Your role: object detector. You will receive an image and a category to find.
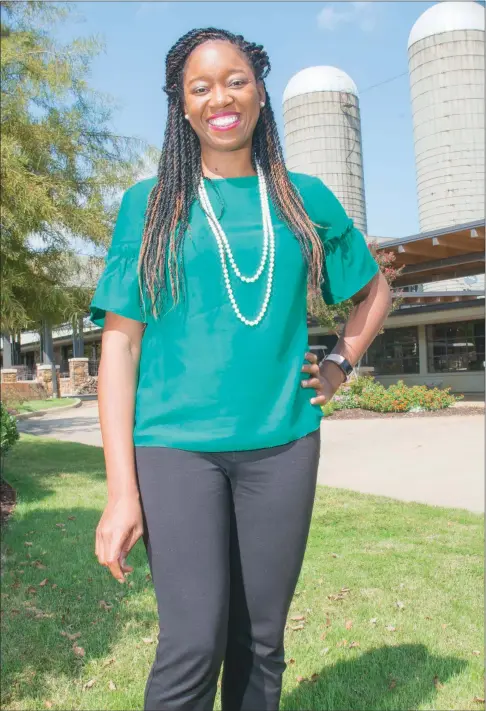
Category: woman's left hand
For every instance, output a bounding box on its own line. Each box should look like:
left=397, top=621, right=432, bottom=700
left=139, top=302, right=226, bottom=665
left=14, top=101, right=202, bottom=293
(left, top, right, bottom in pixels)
left=301, top=352, right=345, bottom=406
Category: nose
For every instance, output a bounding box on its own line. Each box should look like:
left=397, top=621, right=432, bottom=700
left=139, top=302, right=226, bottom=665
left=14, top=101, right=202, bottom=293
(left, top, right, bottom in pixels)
left=208, top=83, right=234, bottom=112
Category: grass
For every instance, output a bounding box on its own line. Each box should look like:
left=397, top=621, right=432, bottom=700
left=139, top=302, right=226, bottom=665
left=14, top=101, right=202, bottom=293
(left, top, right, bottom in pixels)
left=15, top=399, right=78, bottom=414
left=1, top=436, right=483, bottom=711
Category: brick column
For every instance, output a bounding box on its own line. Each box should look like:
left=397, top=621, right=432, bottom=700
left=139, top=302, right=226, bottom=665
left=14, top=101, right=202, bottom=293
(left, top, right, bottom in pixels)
left=69, top=358, right=89, bottom=391
left=36, top=364, right=60, bottom=397
left=1, top=369, right=17, bottom=384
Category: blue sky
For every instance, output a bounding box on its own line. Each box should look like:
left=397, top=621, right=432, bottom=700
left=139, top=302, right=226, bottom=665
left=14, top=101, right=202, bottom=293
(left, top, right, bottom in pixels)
left=63, top=1, right=443, bottom=238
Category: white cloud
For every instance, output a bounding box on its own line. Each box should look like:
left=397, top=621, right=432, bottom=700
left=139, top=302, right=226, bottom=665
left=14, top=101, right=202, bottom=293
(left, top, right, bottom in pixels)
left=317, top=2, right=377, bottom=32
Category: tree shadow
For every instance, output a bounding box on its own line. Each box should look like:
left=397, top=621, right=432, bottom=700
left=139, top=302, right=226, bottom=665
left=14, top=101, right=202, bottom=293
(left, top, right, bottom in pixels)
left=281, top=644, right=468, bottom=711
left=1, top=438, right=157, bottom=708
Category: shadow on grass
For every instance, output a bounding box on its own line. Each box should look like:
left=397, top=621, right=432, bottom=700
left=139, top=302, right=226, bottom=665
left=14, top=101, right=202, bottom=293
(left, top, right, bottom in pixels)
left=0, top=437, right=473, bottom=710
left=1, top=437, right=156, bottom=708
left=281, top=644, right=468, bottom=711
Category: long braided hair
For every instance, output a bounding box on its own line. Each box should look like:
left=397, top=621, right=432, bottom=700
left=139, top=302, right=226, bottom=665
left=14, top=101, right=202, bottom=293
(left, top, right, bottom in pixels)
left=140, top=27, right=325, bottom=319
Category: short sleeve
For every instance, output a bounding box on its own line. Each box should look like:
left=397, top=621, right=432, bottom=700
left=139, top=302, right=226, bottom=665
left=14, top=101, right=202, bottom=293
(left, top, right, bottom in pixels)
left=297, top=176, right=379, bottom=305
left=89, top=181, right=153, bottom=328
left=321, top=220, right=379, bottom=305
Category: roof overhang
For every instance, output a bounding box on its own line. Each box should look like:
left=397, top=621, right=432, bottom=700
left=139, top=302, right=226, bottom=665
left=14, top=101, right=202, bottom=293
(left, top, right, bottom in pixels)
left=373, top=220, right=485, bottom=288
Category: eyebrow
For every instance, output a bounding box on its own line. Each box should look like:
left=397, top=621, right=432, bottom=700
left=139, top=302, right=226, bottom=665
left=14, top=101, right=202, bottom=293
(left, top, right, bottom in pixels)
left=187, top=68, right=249, bottom=85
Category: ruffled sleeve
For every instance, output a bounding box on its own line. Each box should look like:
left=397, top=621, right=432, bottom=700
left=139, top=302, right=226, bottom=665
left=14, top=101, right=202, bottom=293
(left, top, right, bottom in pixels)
left=297, top=175, right=379, bottom=305
left=89, top=182, right=153, bottom=328
left=320, top=217, right=379, bottom=306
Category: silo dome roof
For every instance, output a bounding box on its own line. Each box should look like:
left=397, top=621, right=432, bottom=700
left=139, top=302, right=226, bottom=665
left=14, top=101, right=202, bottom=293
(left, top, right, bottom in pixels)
left=408, top=1, right=484, bottom=49
left=283, top=66, right=358, bottom=103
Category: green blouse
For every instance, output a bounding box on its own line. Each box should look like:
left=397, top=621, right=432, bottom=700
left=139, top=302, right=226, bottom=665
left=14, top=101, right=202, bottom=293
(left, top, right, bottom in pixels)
left=89, top=172, right=378, bottom=451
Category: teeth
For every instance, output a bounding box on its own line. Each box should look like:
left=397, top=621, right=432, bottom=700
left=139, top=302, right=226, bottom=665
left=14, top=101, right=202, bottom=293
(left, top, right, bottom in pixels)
left=209, top=115, right=239, bottom=127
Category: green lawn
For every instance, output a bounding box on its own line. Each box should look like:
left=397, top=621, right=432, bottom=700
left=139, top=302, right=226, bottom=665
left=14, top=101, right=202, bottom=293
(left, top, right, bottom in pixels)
left=1, top=436, right=483, bottom=711
left=15, top=398, right=78, bottom=414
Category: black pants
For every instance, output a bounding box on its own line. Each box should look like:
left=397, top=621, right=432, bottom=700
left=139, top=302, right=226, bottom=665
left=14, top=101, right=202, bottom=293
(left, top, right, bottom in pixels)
left=135, top=428, right=320, bottom=711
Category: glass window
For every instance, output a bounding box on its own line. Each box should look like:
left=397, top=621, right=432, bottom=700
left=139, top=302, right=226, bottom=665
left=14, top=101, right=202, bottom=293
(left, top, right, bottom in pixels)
left=363, top=327, right=419, bottom=375
left=427, top=320, right=485, bottom=373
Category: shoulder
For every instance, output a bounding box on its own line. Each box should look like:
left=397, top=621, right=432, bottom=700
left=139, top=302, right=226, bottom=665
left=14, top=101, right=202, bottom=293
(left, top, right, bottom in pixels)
left=287, top=171, right=348, bottom=232
left=111, top=176, right=158, bottom=251
left=120, top=176, right=158, bottom=212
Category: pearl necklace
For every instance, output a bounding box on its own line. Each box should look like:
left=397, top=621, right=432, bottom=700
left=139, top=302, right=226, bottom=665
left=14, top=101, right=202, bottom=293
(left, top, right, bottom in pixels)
left=198, top=163, right=275, bottom=327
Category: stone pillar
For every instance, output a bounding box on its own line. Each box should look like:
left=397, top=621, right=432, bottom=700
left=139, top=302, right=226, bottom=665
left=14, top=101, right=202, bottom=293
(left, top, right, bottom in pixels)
left=1, top=334, right=13, bottom=368
left=36, top=364, right=60, bottom=397
left=1, top=369, right=17, bottom=384
left=69, top=357, right=89, bottom=391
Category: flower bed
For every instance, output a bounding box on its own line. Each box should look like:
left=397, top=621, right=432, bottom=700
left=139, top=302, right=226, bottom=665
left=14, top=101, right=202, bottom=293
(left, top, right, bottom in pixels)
left=326, top=376, right=460, bottom=415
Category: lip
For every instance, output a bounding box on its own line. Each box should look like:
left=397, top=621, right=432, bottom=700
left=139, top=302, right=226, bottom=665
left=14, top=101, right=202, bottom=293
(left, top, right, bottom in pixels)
left=207, top=112, right=241, bottom=132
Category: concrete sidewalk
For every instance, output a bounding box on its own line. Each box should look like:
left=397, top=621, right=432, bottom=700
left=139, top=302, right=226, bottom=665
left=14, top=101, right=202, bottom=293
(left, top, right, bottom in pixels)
left=18, top=403, right=484, bottom=513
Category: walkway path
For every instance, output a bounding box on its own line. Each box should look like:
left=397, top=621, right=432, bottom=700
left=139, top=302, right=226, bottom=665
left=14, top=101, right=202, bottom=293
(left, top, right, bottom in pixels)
left=18, top=404, right=484, bottom=513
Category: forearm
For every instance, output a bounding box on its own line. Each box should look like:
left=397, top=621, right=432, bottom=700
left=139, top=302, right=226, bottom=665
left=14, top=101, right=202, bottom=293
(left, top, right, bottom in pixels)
left=98, top=332, right=141, bottom=502
left=318, top=273, right=392, bottom=389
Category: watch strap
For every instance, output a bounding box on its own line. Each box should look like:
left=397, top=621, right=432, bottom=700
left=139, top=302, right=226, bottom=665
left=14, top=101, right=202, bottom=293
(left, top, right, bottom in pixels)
left=323, top=354, right=354, bottom=380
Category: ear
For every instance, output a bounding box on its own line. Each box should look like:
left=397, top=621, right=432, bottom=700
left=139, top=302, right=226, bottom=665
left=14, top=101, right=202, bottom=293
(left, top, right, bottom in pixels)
left=257, top=82, right=266, bottom=107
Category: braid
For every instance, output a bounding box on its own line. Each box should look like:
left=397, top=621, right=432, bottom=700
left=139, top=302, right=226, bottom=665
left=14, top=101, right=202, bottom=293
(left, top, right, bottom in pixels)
left=140, top=27, right=325, bottom=319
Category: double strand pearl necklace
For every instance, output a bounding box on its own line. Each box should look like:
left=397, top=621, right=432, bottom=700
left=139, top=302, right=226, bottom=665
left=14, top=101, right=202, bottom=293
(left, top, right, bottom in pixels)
left=197, top=162, right=275, bottom=327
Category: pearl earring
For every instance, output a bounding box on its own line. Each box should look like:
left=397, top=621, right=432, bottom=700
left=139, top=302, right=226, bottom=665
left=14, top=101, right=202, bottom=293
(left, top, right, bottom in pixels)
left=260, top=102, right=265, bottom=108
left=184, top=113, right=189, bottom=119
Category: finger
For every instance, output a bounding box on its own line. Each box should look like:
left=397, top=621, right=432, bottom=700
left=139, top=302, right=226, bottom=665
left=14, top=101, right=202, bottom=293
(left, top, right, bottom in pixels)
left=306, top=378, right=322, bottom=390
left=301, top=363, right=320, bottom=375
left=107, top=556, right=126, bottom=584
left=310, top=395, right=327, bottom=405
left=304, top=351, right=318, bottom=364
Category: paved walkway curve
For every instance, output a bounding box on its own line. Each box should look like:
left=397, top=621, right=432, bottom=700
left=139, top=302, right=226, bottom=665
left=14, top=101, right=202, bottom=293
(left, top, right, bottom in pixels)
left=18, top=403, right=484, bottom=513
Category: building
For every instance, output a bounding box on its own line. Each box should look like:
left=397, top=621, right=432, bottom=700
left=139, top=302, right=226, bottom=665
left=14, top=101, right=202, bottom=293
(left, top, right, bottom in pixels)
left=309, top=220, right=485, bottom=394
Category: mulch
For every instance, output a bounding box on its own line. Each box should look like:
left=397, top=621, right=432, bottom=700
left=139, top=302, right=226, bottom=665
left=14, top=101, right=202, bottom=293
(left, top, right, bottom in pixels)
left=0, top=478, right=17, bottom=527
left=328, top=406, right=484, bottom=420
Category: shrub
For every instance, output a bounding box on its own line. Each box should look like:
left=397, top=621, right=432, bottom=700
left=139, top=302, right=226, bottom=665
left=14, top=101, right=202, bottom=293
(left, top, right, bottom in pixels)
left=357, top=379, right=458, bottom=413
left=327, top=376, right=459, bottom=414
left=1, top=401, right=19, bottom=466
left=321, top=401, right=336, bottom=417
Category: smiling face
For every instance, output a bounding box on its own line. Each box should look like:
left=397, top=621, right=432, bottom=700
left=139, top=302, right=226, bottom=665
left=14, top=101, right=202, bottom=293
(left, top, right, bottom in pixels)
left=182, top=40, right=265, bottom=153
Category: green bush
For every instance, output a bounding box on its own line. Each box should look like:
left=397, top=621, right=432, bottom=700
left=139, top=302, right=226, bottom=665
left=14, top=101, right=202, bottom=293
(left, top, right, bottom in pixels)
left=357, top=378, right=457, bottom=412
left=328, top=376, right=459, bottom=414
left=1, top=401, right=20, bottom=464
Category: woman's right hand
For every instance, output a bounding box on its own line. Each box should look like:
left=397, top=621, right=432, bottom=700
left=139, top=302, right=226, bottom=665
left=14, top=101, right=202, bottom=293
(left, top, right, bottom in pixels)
left=95, top=495, right=144, bottom=583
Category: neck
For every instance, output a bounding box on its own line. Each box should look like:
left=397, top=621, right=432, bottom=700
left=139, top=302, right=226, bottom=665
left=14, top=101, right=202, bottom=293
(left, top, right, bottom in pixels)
left=200, top=145, right=256, bottom=180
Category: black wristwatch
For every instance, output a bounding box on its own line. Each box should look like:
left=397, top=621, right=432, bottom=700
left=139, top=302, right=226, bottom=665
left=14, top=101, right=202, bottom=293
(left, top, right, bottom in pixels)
left=322, top=354, right=354, bottom=381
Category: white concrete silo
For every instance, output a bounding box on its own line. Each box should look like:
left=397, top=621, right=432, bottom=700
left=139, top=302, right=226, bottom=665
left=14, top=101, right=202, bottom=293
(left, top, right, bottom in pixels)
left=283, top=66, right=367, bottom=233
left=408, top=1, right=485, bottom=232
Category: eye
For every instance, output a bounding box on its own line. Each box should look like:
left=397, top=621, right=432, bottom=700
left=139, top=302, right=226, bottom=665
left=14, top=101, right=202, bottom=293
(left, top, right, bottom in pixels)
left=193, top=87, right=208, bottom=95
left=230, top=79, right=246, bottom=88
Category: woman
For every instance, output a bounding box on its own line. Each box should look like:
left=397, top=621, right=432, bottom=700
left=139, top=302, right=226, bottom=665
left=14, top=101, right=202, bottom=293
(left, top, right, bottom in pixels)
left=92, top=27, right=391, bottom=711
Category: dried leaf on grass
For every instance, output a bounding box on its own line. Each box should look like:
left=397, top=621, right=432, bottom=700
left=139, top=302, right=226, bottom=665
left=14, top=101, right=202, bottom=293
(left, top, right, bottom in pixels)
left=345, top=620, right=353, bottom=630
left=61, top=631, right=81, bottom=641
left=142, top=637, right=155, bottom=644
left=73, top=644, right=85, bottom=657
left=83, top=679, right=96, bottom=690
left=39, top=579, right=48, bottom=587
left=108, top=680, right=116, bottom=691
left=99, top=600, right=113, bottom=611
left=473, top=697, right=485, bottom=704
left=433, top=676, right=444, bottom=690
left=102, top=657, right=116, bottom=667
left=291, top=624, right=305, bottom=631
left=349, top=641, right=360, bottom=648
left=385, top=625, right=396, bottom=632
left=290, top=615, right=305, bottom=621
